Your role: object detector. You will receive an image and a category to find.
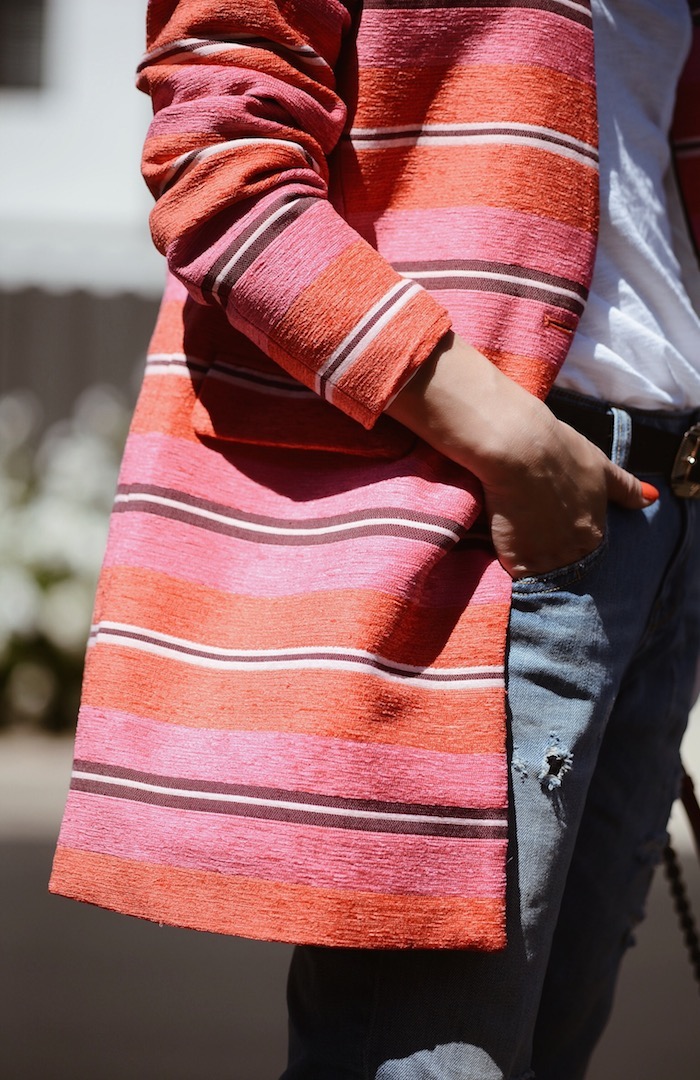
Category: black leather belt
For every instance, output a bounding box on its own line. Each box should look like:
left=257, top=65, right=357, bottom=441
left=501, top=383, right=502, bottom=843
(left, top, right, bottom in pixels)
left=547, top=394, right=700, bottom=498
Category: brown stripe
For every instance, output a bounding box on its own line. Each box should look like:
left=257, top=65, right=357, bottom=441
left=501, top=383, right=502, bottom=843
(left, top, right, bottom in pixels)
left=116, top=484, right=466, bottom=534
left=203, top=191, right=295, bottom=293
left=222, top=37, right=326, bottom=70
left=208, top=362, right=316, bottom=394
left=361, top=0, right=592, bottom=28
left=403, top=276, right=585, bottom=315
left=675, top=139, right=700, bottom=155
left=137, top=36, right=321, bottom=75
left=73, top=759, right=506, bottom=821
left=112, top=500, right=463, bottom=548
left=392, top=259, right=589, bottom=298
left=92, top=628, right=498, bottom=683
left=136, top=39, right=202, bottom=74
left=201, top=194, right=314, bottom=302
left=319, top=279, right=416, bottom=396
left=161, top=148, right=204, bottom=194
left=351, top=128, right=597, bottom=161
left=74, top=761, right=507, bottom=820
left=71, top=779, right=508, bottom=839
left=214, top=196, right=316, bottom=306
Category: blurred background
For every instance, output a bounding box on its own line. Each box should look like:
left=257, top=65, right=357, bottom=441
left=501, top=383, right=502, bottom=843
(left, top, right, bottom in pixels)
left=0, top=1, right=698, bottom=1077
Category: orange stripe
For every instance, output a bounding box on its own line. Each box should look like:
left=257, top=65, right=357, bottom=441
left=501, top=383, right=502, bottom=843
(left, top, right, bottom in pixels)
left=130, top=349, right=557, bottom=445
left=331, top=289, right=452, bottom=416
left=268, top=240, right=402, bottom=369
left=97, top=566, right=508, bottom=664
left=50, top=847, right=505, bottom=949
left=83, top=649, right=506, bottom=754
left=355, top=64, right=597, bottom=144
left=483, top=348, right=561, bottom=399
left=146, top=298, right=188, bottom=356
left=130, top=375, right=201, bottom=441
left=341, top=144, right=598, bottom=226
left=150, top=143, right=314, bottom=250
left=145, top=0, right=345, bottom=79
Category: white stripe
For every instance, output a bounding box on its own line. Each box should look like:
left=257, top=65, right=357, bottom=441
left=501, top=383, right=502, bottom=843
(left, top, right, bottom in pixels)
left=552, top=0, right=592, bottom=17
left=325, top=282, right=422, bottom=396
left=90, top=622, right=504, bottom=689
left=351, top=121, right=596, bottom=156
left=223, top=38, right=326, bottom=67
left=212, top=196, right=308, bottom=297
left=162, top=138, right=320, bottom=194
left=350, top=120, right=597, bottom=158
left=143, top=353, right=311, bottom=392
left=400, top=269, right=582, bottom=304
left=160, top=140, right=239, bottom=188
left=316, top=279, right=410, bottom=381
left=350, top=131, right=597, bottom=169
left=113, top=491, right=463, bottom=542
left=315, top=281, right=422, bottom=396
left=95, top=622, right=501, bottom=672
left=72, top=771, right=504, bottom=829
left=140, top=36, right=327, bottom=68
left=206, top=366, right=317, bottom=397
left=139, top=37, right=234, bottom=64
left=145, top=352, right=204, bottom=376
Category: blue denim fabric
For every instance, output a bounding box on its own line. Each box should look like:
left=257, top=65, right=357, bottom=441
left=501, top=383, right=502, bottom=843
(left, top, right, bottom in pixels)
left=283, top=395, right=700, bottom=1080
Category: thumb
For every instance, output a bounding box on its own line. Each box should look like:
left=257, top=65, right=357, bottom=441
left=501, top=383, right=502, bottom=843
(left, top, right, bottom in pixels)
left=605, top=460, right=658, bottom=509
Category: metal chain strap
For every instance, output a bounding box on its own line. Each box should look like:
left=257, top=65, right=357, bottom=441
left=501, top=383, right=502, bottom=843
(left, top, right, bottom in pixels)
left=663, top=843, right=700, bottom=992
left=663, top=766, right=700, bottom=994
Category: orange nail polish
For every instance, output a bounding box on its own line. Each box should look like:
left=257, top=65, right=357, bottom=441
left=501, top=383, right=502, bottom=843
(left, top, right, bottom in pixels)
left=640, top=482, right=660, bottom=503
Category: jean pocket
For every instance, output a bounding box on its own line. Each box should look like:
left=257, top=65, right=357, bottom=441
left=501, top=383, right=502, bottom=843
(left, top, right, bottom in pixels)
left=510, top=534, right=609, bottom=595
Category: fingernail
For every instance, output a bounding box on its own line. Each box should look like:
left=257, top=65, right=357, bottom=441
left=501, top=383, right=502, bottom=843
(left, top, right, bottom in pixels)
left=640, top=482, right=660, bottom=504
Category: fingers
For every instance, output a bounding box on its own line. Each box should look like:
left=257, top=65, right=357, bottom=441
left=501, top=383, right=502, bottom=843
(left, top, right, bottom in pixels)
left=640, top=481, right=660, bottom=504
left=603, top=458, right=659, bottom=509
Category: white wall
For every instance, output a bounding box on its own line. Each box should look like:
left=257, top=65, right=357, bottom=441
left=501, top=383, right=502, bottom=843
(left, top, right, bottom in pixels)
left=0, top=0, right=164, bottom=293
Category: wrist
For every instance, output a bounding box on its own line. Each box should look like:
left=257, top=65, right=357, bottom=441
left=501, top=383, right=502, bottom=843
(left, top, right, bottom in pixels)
left=386, top=331, right=543, bottom=480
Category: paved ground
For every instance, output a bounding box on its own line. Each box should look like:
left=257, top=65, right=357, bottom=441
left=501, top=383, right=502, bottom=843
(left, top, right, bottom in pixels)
left=2, top=730, right=699, bottom=1079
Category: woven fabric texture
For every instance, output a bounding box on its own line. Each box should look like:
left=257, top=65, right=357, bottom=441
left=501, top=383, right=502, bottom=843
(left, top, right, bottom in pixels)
left=50, top=0, right=700, bottom=949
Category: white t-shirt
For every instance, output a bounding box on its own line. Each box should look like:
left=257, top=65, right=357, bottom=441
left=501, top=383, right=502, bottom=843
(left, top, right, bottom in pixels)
left=555, top=0, right=700, bottom=410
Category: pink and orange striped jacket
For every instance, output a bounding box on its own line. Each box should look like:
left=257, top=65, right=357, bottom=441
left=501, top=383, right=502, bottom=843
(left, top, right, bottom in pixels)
left=50, top=1, right=700, bottom=949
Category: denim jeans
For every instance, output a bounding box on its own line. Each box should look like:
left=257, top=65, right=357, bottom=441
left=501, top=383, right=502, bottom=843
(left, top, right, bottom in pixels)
left=283, top=395, right=700, bottom=1080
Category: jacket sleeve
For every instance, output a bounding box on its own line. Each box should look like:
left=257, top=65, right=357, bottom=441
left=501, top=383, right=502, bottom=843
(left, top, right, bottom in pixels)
left=137, top=0, right=452, bottom=429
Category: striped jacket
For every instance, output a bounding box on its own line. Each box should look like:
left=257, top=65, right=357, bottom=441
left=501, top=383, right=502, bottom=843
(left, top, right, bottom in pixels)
left=50, top=0, right=700, bottom=949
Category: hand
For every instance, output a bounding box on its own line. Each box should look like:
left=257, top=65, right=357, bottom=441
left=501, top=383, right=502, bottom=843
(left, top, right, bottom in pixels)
left=386, top=333, right=653, bottom=578
left=476, top=401, right=643, bottom=578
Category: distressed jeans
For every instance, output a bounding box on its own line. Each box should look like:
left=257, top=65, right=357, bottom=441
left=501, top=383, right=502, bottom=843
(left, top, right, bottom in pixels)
left=282, top=395, right=700, bottom=1080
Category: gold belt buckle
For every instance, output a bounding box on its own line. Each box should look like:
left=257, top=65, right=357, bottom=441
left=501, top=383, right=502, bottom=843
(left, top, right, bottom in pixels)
left=671, top=423, right=700, bottom=498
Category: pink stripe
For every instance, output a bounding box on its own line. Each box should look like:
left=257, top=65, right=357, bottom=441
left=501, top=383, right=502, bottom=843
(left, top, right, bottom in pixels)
left=351, top=206, right=597, bottom=283
left=163, top=272, right=188, bottom=302
left=59, top=791, right=506, bottom=897
left=74, top=708, right=508, bottom=808
left=358, top=9, right=595, bottom=84
left=173, top=199, right=356, bottom=328
left=439, top=291, right=575, bottom=363
left=149, top=67, right=347, bottom=148
left=102, top=510, right=507, bottom=603
left=119, top=433, right=480, bottom=523
left=226, top=201, right=360, bottom=328
left=170, top=183, right=320, bottom=299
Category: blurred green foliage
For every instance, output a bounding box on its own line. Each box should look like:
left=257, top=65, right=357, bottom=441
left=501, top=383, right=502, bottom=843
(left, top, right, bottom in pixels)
left=0, top=387, right=129, bottom=731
